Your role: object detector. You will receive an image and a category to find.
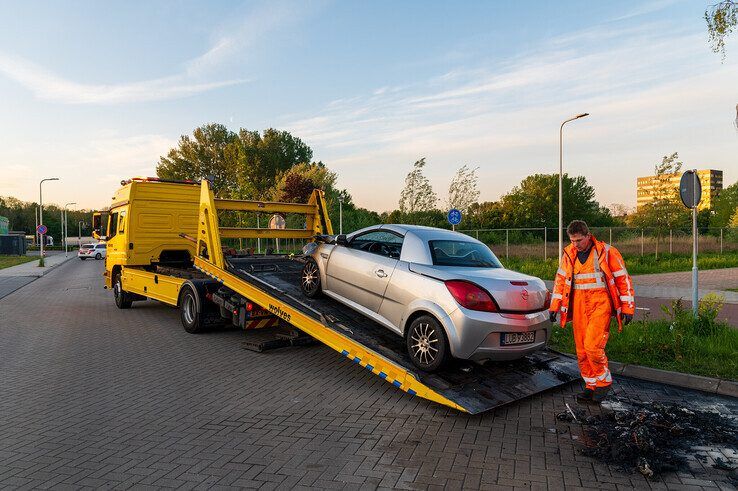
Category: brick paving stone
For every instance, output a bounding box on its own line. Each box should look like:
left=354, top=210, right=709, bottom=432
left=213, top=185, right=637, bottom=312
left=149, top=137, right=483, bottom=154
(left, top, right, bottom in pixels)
left=0, top=259, right=736, bottom=490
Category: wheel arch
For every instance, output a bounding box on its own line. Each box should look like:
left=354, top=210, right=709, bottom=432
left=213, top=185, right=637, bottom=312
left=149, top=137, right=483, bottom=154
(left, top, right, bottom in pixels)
left=401, top=302, right=459, bottom=357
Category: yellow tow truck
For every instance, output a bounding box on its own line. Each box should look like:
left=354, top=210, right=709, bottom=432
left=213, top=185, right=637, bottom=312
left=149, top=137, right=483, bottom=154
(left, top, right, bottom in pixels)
left=95, top=177, right=579, bottom=414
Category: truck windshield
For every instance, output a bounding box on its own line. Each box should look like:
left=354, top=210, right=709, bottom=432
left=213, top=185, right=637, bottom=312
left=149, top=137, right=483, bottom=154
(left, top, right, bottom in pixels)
left=429, top=240, right=502, bottom=268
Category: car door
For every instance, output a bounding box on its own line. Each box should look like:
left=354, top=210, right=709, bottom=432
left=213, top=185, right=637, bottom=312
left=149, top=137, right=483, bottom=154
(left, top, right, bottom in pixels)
left=325, top=230, right=403, bottom=312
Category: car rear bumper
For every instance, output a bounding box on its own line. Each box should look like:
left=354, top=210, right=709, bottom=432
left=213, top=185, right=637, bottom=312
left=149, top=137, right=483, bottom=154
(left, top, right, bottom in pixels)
left=445, top=307, right=551, bottom=361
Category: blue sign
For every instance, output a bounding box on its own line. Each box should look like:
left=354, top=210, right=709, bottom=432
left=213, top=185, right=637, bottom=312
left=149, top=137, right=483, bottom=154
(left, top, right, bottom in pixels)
left=36, top=224, right=48, bottom=235
left=447, top=208, right=462, bottom=226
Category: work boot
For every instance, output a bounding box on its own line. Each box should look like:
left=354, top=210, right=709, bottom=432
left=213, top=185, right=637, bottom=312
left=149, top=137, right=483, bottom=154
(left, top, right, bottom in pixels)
left=592, top=386, right=611, bottom=403
left=576, top=388, right=594, bottom=403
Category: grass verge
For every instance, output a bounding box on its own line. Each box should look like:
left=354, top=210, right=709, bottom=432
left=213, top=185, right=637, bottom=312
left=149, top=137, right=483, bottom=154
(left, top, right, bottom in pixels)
left=548, top=297, right=738, bottom=381
left=504, top=250, right=738, bottom=281
left=0, top=255, right=37, bottom=270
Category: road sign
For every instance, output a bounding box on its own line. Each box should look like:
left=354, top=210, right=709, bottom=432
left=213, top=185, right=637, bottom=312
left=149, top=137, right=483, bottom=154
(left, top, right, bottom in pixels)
left=36, top=224, right=47, bottom=235
left=679, top=170, right=702, bottom=208
left=269, top=214, right=286, bottom=229
left=447, top=209, right=462, bottom=226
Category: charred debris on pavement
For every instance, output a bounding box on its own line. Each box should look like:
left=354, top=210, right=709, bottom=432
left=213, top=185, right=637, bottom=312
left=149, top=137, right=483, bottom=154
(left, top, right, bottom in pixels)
left=556, top=397, right=738, bottom=481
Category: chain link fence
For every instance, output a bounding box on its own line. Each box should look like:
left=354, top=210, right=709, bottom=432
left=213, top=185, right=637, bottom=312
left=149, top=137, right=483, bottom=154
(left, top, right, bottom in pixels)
left=456, top=227, right=738, bottom=260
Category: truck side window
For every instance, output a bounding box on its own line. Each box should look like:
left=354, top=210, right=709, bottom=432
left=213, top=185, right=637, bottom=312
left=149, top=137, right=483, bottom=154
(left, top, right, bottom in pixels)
left=118, top=211, right=126, bottom=233
left=108, top=212, right=119, bottom=239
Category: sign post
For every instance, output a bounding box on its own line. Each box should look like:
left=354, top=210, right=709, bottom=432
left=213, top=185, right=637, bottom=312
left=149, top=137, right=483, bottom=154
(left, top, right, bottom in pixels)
left=679, top=170, right=702, bottom=317
left=447, top=209, right=462, bottom=231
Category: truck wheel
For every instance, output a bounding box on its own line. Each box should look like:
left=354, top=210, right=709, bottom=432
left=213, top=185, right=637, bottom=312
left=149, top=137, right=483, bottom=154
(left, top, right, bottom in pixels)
left=301, top=258, right=322, bottom=298
left=180, top=287, right=204, bottom=333
left=95, top=253, right=102, bottom=260
left=113, top=272, right=133, bottom=309
left=406, top=315, right=449, bottom=372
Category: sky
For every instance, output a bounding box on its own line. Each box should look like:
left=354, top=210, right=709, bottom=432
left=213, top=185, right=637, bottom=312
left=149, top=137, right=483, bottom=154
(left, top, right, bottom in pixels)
left=1, top=0, right=736, bottom=213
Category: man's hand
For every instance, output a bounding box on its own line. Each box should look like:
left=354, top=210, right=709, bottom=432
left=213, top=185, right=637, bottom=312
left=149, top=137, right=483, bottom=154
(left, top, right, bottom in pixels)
left=623, top=314, right=633, bottom=326
left=549, top=311, right=558, bottom=323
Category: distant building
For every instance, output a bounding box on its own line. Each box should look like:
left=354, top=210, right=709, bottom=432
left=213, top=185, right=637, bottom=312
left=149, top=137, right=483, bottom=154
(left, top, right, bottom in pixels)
left=636, top=169, right=723, bottom=211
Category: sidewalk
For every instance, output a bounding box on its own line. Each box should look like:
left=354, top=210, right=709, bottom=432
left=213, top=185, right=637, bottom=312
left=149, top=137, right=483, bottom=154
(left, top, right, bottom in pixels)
left=0, top=252, right=76, bottom=278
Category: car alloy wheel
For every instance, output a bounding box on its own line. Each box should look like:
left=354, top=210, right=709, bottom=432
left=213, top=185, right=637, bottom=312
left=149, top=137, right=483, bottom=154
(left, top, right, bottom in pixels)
left=301, top=259, right=321, bottom=298
left=95, top=253, right=102, bottom=260
left=410, top=321, right=440, bottom=366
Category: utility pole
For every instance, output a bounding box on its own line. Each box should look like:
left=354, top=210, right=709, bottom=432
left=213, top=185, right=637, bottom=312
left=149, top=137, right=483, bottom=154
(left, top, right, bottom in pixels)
left=64, top=202, right=76, bottom=256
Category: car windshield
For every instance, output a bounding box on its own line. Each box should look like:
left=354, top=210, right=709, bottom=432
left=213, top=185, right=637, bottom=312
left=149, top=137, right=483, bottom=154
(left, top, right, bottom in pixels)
left=429, top=240, right=502, bottom=268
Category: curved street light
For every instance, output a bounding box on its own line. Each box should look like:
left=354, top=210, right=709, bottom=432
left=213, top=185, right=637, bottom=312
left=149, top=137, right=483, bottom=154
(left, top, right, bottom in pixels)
left=559, top=113, right=589, bottom=261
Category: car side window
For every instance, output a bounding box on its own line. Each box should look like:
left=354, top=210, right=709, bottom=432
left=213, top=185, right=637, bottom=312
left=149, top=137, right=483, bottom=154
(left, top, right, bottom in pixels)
left=349, top=230, right=403, bottom=259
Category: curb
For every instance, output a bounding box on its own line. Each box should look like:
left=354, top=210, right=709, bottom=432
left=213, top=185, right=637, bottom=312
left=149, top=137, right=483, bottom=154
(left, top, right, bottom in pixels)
left=0, top=255, right=76, bottom=278
left=553, top=351, right=738, bottom=398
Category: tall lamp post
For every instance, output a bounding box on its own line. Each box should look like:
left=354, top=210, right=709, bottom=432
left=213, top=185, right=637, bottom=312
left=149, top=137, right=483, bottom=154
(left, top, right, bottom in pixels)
left=559, top=113, right=589, bottom=260
left=39, top=177, right=60, bottom=266
left=64, top=202, right=76, bottom=256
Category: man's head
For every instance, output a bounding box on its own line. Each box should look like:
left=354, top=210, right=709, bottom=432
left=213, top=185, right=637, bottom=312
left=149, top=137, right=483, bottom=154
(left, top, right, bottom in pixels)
left=567, top=220, right=592, bottom=252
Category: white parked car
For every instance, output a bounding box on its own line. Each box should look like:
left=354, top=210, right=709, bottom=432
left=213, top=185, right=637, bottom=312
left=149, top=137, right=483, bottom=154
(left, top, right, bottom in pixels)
left=78, top=243, right=106, bottom=260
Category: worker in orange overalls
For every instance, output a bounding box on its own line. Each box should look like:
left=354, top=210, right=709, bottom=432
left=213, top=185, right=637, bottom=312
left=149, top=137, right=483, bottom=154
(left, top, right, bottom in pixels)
left=549, top=220, right=635, bottom=403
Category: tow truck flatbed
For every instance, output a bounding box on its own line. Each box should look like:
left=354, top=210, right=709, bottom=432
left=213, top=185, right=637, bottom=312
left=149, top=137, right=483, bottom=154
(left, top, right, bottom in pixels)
left=221, top=256, right=580, bottom=414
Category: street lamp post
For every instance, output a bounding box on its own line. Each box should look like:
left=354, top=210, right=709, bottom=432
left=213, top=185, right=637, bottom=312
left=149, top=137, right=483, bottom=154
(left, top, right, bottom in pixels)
left=64, top=202, right=76, bottom=256
left=39, top=178, right=60, bottom=266
left=78, top=220, right=84, bottom=245
left=559, top=113, right=589, bottom=260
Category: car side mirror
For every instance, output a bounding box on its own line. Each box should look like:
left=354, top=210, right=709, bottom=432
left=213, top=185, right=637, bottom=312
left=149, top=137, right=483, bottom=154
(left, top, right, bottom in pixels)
left=335, top=234, right=348, bottom=246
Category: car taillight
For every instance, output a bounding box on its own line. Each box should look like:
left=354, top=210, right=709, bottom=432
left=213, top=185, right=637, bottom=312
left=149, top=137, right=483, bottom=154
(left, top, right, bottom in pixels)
left=445, top=280, right=498, bottom=312
left=544, top=290, right=551, bottom=309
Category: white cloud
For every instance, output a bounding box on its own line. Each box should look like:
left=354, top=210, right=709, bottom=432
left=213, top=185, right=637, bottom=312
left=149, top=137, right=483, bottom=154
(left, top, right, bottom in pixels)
left=0, top=1, right=311, bottom=104
left=283, top=22, right=737, bottom=212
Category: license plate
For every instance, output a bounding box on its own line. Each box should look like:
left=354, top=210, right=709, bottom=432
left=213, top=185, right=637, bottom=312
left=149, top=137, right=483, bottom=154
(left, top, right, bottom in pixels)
left=248, top=308, right=271, bottom=318
left=501, top=331, right=535, bottom=346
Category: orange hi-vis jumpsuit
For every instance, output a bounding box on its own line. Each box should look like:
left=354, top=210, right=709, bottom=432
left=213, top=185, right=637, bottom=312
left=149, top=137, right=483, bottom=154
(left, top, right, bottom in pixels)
left=550, top=236, right=635, bottom=390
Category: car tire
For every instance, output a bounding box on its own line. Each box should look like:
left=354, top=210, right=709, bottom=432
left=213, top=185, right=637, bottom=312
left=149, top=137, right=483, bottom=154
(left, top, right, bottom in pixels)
left=301, top=258, right=322, bottom=298
left=406, top=315, right=449, bottom=372
left=95, top=253, right=102, bottom=260
left=113, top=272, right=133, bottom=309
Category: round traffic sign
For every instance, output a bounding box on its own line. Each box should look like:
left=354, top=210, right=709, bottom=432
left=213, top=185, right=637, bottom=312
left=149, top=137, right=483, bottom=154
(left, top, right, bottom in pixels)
left=679, top=170, right=702, bottom=209
left=447, top=209, right=462, bottom=226
left=36, top=224, right=48, bottom=235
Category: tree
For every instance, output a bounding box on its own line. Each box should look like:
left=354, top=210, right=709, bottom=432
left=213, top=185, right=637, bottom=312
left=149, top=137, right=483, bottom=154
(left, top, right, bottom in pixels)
left=270, top=162, right=336, bottom=203
left=237, top=128, right=313, bottom=199
left=628, top=153, right=689, bottom=257
left=156, top=124, right=241, bottom=197
left=156, top=124, right=313, bottom=199
left=706, top=1, right=737, bottom=59
left=446, top=165, right=480, bottom=214
left=399, top=158, right=437, bottom=213
left=710, top=180, right=738, bottom=227
left=497, top=174, right=613, bottom=229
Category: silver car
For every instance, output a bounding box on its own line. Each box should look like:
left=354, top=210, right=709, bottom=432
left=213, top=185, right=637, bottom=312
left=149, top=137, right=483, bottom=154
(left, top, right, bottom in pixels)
left=301, top=225, right=552, bottom=372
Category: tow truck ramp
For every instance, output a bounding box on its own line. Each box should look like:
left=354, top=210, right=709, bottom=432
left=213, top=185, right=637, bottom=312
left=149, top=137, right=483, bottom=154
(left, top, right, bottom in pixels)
left=196, top=256, right=580, bottom=414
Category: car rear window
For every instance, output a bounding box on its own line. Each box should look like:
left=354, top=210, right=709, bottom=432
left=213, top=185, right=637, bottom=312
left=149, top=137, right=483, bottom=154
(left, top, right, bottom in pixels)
left=429, top=240, right=502, bottom=268
left=81, top=245, right=94, bottom=249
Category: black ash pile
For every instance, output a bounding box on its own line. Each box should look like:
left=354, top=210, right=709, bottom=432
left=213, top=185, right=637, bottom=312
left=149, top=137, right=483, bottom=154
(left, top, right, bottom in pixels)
left=557, top=399, right=738, bottom=478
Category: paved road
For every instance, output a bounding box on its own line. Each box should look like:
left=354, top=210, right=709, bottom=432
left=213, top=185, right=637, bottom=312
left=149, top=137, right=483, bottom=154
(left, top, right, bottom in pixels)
left=633, top=268, right=738, bottom=291
left=1, top=260, right=736, bottom=489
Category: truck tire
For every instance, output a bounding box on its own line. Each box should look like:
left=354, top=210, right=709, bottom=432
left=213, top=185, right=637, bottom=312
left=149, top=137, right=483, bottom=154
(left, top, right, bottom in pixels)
left=113, top=272, right=133, bottom=309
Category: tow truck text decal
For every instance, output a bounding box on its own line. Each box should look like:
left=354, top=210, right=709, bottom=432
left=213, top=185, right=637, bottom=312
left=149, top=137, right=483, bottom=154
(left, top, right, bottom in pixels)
left=268, top=304, right=291, bottom=322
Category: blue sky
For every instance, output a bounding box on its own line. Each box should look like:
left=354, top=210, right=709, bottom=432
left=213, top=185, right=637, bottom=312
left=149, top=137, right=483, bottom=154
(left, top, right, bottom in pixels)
left=1, top=0, right=736, bottom=212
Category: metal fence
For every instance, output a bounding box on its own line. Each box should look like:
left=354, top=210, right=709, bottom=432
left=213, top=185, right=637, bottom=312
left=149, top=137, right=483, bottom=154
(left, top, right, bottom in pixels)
left=456, top=227, right=738, bottom=260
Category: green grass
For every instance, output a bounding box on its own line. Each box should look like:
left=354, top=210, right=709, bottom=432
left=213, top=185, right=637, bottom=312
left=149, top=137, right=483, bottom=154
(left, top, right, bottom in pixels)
left=504, top=250, right=738, bottom=280
left=0, top=255, right=37, bottom=270
left=548, top=313, right=738, bottom=381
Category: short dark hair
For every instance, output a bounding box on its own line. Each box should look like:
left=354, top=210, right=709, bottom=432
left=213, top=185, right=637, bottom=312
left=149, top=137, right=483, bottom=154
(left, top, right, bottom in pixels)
left=567, top=220, right=590, bottom=236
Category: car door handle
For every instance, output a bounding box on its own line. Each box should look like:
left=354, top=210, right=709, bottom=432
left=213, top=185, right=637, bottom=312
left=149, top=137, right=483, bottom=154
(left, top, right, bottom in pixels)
left=375, top=269, right=387, bottom=278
